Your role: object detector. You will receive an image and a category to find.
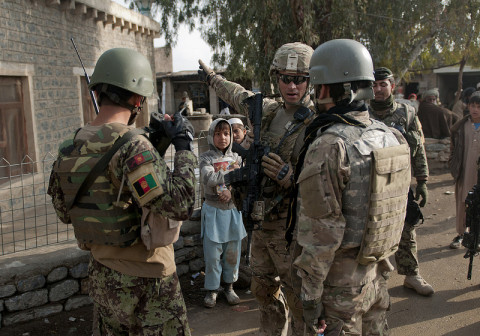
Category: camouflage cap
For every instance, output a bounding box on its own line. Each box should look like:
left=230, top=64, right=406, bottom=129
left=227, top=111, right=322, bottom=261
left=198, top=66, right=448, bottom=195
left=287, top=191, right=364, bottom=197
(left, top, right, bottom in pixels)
left=270, top=42, right=314, bottom=75
left=374, top=67, right=393, bottom=81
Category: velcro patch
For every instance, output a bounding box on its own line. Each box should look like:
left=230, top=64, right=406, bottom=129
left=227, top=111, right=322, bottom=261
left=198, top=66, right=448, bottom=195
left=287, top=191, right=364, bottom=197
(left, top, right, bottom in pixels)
left=126, top=150, right=154, bottom=172
left=133, top=173, right=159, bottom=198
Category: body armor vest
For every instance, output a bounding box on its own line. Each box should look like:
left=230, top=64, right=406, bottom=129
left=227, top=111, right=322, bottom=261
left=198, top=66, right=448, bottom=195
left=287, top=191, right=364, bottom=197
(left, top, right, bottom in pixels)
left=322, top=120, right=409, bottom=261
left=53, top=124, right=141, bottom=247
left=260, top=105, right=314, bottom=220
left=369, top=102, right=415, bottom=135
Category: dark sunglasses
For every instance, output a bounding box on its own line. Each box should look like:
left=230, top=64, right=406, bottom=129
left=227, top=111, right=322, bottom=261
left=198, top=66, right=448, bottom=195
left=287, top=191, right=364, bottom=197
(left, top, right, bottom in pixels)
left=278, top=74, right=309, bottom=85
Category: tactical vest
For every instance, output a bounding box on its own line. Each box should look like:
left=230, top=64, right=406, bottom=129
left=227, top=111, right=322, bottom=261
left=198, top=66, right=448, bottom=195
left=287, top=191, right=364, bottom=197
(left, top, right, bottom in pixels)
left=260, top=105, right=314, bottom=220
left=369, top=102, right=415, bottom=135
left=323, top=120, right=410, bottom=264
left=53, top=124, right=141, bottom=247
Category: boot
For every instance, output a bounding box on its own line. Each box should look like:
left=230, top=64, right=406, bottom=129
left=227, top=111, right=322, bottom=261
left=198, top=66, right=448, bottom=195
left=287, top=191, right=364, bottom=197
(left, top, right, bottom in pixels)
left=404, top=275, right=434, bottom=296
left=224, top=283, right=240, bottom=305
left=204, top=290, right=218, bottom=308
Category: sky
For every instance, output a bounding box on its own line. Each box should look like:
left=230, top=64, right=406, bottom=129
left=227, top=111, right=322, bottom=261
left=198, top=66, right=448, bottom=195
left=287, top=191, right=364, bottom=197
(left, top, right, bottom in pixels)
left=112, top=0, right=213, bottom=72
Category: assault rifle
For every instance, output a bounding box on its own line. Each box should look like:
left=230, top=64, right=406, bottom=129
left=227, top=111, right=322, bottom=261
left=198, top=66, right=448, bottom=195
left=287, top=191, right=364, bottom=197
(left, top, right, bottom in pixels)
left=225, top=93, right=268, bottom=265
left=70, top=38, right=99, bottom=115
left=462, top=158, right=480, bottom=280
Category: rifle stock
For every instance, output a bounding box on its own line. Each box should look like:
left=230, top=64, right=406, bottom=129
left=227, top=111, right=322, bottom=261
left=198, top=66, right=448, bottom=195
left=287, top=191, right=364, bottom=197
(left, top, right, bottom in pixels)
left=463, top=157, right=480, bottom=279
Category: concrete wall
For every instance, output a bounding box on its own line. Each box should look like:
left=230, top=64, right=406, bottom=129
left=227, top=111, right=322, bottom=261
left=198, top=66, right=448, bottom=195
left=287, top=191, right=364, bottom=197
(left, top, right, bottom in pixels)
left=0, top=0, right=160, bottom=162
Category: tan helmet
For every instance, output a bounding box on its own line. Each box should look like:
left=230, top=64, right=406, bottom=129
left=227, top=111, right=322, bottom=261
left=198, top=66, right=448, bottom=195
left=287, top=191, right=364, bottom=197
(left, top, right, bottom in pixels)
left=269, top=42, right=314, bottom=75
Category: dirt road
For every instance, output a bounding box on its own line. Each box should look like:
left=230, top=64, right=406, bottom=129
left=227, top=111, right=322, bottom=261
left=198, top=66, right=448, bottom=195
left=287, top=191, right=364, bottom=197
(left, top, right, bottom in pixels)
left=2, top=172, right=479, bottom=336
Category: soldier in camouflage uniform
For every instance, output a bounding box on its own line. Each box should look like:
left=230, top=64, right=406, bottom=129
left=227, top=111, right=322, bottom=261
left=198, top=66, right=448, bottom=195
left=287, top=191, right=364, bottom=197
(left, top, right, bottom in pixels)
left=48, top=48, right=196, bottom=335
left=198, top=42, right=315, bottom=336
left=292, top=39, right=411, bottom=335
left=368, top=67, right=434, bottom=296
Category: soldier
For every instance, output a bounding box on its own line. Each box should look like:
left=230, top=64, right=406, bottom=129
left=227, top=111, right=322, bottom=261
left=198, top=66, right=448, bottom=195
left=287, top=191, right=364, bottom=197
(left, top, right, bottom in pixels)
left=48, top=48, right=196, bottom=335
left=292, top=39, right=412, bottom=335
left=368, top=67, right=434, bottom=296
left=198, top=42, right=315, bottom=336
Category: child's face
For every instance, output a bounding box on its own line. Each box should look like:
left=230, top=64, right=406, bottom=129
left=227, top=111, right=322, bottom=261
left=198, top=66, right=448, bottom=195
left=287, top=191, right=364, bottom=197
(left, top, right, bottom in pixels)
left=469, top=102, right=480, bottom=123
left=231, top=124, right=246, bottom=144
left=213, top=126, right=231, bottom=151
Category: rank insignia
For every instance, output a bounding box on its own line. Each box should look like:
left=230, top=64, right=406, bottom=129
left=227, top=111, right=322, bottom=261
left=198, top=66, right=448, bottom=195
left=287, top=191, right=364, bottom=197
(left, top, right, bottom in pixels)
left=133, top=173, right=158, bottom=198
left=126, top=150, right=154, bottom=171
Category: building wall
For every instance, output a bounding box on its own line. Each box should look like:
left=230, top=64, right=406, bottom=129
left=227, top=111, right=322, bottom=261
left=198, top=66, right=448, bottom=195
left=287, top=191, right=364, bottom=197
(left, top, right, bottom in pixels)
left=0, top=0, right=159, bottom=163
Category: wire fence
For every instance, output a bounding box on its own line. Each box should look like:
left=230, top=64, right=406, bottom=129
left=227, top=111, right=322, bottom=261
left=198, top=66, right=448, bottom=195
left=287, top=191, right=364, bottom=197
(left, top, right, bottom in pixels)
left=0, top=132, right=209, bottom=256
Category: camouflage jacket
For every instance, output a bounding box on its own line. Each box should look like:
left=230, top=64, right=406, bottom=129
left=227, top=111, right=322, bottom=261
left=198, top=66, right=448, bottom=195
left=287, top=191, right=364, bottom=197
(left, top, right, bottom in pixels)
left=368, top=100, right=429, bottom=180
left=210, top=75, right=315, bottom=221
left=293, top=110, right=406, bottom=301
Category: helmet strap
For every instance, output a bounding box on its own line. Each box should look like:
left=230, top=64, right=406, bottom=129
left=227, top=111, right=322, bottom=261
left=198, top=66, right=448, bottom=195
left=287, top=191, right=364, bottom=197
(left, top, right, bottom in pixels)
left=99, top=84, right=144, bottom=124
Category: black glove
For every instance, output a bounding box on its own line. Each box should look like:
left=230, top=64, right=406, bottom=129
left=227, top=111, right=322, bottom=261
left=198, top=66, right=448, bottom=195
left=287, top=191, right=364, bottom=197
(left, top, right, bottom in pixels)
left=162, top=112, right=194, bottom=151
left=198, top=59, right=216, bottom=84
left=148, top=111, right=171, bottom=157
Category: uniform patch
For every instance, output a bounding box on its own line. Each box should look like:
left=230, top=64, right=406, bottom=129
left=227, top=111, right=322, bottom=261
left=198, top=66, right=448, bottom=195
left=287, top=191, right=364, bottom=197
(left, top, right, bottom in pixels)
left=133, top=173, right=158, bottom=198
left=126, top=151, right=154, bottom=171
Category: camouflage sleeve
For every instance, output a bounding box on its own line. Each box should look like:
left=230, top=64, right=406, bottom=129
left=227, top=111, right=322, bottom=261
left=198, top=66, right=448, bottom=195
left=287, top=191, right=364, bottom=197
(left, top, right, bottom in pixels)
left=111, top=135, right=197, bottom=221
left=406, top=116, right=429, bottom=180
left=210, top=75, right=278, bottom=118
left=47, top=166, right=71, bottom=224
left=293, top=135, right=349, bottom=301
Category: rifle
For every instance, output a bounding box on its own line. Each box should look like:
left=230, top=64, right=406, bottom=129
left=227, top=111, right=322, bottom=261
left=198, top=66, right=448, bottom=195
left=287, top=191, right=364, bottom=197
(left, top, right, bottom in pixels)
left=225, top=93, right=268, bottom=265
left=462, top=157, right=480, bottom=280
left=70, top=38, right=100, bottom=115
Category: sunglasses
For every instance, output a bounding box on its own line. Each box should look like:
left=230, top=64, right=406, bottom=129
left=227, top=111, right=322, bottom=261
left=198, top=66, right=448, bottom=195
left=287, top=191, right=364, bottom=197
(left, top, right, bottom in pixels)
left=278, top=74, right=309, bottom=85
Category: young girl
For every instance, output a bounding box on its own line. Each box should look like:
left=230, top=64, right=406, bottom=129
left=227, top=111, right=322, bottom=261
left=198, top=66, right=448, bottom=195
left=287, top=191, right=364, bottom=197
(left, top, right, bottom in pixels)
left=199, top=118, right=247, bottom=308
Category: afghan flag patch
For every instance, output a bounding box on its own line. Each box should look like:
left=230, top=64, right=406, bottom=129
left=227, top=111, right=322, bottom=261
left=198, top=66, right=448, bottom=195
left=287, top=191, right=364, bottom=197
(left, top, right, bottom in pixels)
left=133, top=173, right=158, bottom=198
left=126, top=150, right=154, bottom=171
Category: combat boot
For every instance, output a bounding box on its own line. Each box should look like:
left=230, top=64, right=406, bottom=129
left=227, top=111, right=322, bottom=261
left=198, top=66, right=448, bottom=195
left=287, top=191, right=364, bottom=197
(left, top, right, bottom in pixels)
left=224, top=283, right=240, bottom=305
left=204, top=290, right=218, bottom=308
left=404, top=275, right=434, bottom=296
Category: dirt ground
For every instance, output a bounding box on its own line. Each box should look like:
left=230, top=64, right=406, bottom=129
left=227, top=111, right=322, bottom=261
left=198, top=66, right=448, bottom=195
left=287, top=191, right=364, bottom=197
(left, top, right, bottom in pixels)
left=1, top=171, right=480, bottom=336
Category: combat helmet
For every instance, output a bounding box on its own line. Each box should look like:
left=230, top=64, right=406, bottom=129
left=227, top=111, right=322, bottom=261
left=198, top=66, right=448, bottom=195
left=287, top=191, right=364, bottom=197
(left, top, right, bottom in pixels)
left=310, top=39, right=374, bottom=103
left=89, top=48, right=154, bottom=98
left=269, top=42, right=314, bottom=75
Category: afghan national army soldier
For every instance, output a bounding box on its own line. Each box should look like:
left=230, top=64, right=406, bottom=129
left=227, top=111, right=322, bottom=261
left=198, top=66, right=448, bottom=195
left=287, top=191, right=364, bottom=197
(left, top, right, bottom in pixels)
left=368, top=67, right=434, bottom=296
left=48, top=48, right=196, bottom=335
left=291, top=39, right=411, bottom=335
left=199, top=42, right=315, bottom=336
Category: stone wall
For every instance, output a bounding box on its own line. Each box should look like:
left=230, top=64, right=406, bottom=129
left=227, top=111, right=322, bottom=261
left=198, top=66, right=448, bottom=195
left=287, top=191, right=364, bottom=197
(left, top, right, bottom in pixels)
left=424, top=137, right=451, bottom=173
left=0, top=217, right=204, bottom=328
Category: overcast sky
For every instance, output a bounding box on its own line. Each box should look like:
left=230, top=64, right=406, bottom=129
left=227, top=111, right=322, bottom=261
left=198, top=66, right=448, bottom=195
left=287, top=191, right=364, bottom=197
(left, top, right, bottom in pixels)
left=112, top=0, right=213, bottom=72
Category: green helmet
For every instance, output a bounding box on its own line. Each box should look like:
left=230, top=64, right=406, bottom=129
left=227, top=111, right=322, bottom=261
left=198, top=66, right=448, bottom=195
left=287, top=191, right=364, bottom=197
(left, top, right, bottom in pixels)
left=269, top=42, right=314, bottom=75
left=88, top=48, right=154, bottom=97
left=310, top=39, right=374, bottom=85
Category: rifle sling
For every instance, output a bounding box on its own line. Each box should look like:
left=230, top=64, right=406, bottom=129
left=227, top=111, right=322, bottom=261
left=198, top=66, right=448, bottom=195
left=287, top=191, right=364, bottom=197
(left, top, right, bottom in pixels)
left=66, top=128, right=146, bottom=211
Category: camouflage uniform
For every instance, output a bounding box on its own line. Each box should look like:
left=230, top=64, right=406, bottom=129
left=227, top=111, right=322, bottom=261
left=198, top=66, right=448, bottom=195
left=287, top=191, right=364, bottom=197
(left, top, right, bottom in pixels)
left=294, top=110, right=407, bottom=335
left=209, top=74, right=314, bottom=336
left=48, top=123, right=196, bottom=335
left=369, top=101, right=429, bottom=276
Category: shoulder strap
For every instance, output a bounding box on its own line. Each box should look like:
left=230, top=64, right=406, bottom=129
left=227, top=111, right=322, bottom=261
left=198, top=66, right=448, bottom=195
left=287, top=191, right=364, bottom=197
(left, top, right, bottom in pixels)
left=66, top=128, right=146, bottom=211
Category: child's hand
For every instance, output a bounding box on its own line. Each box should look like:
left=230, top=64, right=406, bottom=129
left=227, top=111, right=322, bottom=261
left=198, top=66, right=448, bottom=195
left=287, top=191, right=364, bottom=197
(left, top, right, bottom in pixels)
left=218, top=189, right=231, bottom=203
left=232, top=162, right=240, bottom=169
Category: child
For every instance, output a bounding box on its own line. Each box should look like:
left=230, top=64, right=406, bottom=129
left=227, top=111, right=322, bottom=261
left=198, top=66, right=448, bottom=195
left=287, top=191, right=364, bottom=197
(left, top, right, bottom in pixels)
left=449, top=93, right=480, bottom=248
left=199, top=118, right=247, bottom=308
left=228, top=117, right=253, bottom=149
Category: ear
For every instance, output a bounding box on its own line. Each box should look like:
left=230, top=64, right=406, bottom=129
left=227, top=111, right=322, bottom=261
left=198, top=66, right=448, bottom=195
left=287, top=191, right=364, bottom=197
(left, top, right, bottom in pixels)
left=133, top=94, right=143, bottom=107
left=319, top=85, right=330, bottom=99
left=391, top=82, right=396, bottom=91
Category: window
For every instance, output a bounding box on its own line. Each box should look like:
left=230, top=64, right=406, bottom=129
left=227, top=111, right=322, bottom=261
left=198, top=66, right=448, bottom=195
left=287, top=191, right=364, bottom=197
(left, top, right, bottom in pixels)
left=0, top=77, right=27, bottom=176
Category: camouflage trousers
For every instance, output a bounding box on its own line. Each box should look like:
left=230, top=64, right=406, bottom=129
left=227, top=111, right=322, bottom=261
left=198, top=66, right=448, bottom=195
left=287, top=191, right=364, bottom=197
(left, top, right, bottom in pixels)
left=89, top=257, right=191, bottom=336
left=322, top=273, right=390, bottom=336
left=250, top=221, right=305, bottom=336
left=394, top=221, right=419, bottom=276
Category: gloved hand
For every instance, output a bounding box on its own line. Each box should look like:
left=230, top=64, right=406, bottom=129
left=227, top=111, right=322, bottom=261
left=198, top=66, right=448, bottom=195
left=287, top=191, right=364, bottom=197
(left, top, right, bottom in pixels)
left=415, top=180, right=428, bottom=207
left=198, top=59, right=216, bottom=84
left=261, top=153, right=293, bottom=188
left=302, top=299, right=327, bottom=335
left=162, top=112, right=194, bottom=151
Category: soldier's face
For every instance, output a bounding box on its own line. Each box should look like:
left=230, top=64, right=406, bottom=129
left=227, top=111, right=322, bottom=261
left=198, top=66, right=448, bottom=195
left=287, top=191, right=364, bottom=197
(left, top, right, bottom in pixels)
left=278, top=71, right=309, bottom=106
left=373, top=79, right=394, bottom=101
